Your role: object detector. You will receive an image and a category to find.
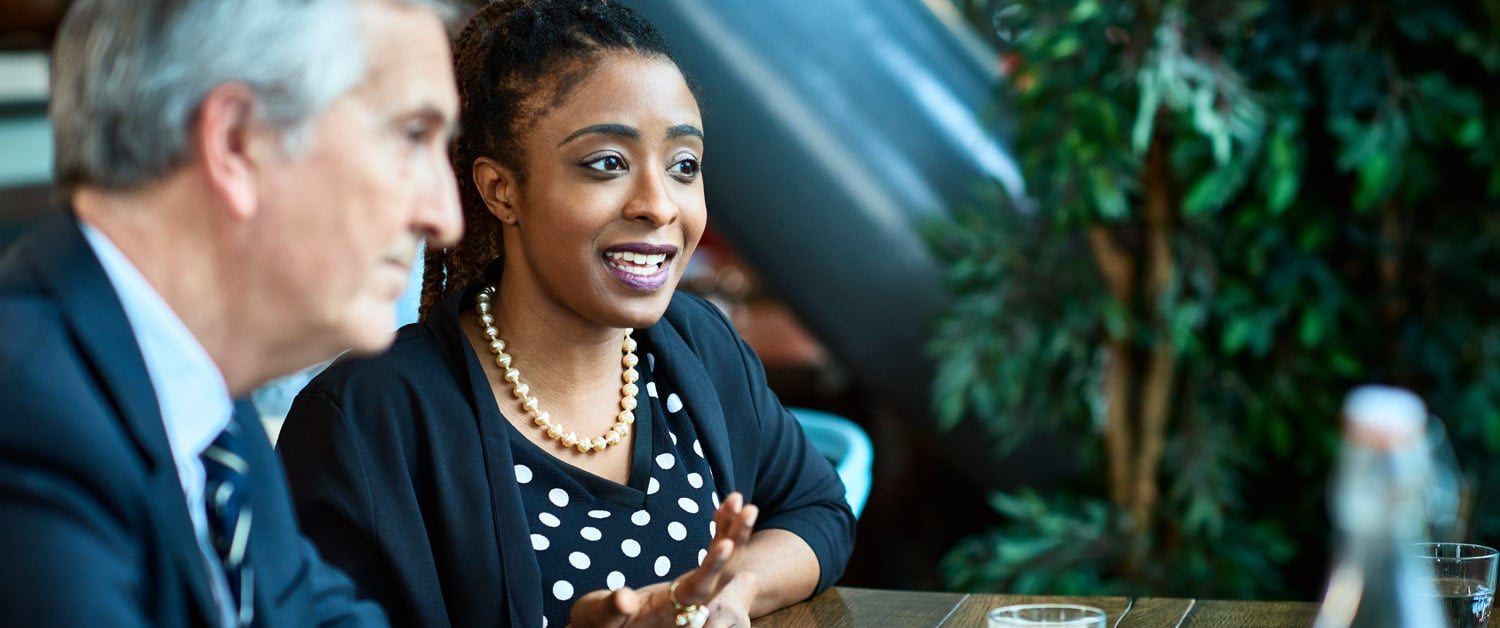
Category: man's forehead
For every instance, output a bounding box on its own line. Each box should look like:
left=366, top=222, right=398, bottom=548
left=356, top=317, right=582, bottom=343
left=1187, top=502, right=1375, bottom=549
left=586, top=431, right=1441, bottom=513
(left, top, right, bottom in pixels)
left=348, top=1, right=457, bottom=109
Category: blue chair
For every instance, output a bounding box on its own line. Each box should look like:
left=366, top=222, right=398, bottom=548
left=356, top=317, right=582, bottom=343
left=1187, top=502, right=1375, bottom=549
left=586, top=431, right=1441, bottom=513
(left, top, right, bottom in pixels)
left=789, top=407, right=873, bottom=518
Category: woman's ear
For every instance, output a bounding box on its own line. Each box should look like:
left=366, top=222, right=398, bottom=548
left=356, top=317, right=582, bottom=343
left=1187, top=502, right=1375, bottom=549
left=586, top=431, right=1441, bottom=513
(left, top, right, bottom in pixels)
left=473, top=157, right=519, bottom=224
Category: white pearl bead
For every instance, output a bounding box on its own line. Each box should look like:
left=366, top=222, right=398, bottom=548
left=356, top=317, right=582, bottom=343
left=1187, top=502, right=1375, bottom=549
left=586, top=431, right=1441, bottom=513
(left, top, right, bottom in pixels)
left=619, top=410, right=635, bottom=425
left=522, top=397, right=539, bottom=413
left=504, top=368, right=520, bottom=383
left=534, top=413, right=552, bottom=427
left=561, top=431, right=579, bottom=447
left=621, top=396, right=637, bottom=412
left=512, top=382, right=530, bottom=399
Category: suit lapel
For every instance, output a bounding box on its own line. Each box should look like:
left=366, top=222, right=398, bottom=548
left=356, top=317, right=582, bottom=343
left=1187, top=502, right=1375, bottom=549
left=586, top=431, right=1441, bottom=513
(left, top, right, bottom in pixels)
left=21, top=212, right=221, bottom=624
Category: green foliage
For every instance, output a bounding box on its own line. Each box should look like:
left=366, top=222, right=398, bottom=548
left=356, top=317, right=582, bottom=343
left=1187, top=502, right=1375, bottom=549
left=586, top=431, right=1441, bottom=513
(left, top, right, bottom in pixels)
left=929, top=0, right=1500, bottom=600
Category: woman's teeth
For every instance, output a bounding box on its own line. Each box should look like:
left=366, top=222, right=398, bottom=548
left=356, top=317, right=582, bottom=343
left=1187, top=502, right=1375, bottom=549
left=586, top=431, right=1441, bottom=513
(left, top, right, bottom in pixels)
left=606, top=251, right=667, bottom=275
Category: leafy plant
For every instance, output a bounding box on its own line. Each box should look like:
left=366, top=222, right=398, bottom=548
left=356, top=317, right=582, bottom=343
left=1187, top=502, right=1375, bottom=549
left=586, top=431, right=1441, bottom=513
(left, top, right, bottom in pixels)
left=927, top=0, right=1500, bottom=598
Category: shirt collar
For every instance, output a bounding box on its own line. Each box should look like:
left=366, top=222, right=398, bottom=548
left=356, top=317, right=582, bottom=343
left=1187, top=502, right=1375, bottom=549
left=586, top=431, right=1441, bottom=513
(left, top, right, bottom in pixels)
left=80, top=221, right=234, bottom=466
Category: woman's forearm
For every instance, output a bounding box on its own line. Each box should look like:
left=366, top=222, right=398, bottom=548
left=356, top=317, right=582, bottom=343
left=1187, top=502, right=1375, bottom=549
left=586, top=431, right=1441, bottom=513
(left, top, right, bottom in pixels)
left=727, top=528, right=822, bottom=618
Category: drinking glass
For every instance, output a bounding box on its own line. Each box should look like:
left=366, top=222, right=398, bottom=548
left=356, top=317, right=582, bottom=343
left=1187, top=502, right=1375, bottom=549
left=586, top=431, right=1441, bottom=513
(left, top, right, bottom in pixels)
left=1415, top=542, right=1498, bottom=628
left=987, top=604, right=1106, bottom=627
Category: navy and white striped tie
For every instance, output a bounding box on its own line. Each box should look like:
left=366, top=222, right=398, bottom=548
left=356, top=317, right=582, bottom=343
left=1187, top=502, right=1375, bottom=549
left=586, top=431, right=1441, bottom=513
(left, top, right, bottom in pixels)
left=203, top=422, right=254, bottom=627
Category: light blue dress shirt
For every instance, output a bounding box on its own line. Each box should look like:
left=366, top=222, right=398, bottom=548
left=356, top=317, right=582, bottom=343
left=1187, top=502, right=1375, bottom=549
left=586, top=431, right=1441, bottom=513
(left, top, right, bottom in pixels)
left=81, top=221, right=238, bottom=628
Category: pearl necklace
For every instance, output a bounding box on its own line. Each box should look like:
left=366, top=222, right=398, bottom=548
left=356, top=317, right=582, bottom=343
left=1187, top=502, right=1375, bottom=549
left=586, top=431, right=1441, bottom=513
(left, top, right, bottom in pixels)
left=474, top=285, right=639, bottom=454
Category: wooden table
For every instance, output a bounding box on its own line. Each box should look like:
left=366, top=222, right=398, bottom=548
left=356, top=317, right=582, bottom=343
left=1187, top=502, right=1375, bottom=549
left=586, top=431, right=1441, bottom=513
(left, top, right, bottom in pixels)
left=755, top=587, right=1318, bottom=627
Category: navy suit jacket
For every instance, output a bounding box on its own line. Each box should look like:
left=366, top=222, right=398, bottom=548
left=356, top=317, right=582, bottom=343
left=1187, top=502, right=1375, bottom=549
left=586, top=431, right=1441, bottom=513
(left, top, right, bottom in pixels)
left=0, top=213, right=387, bottom=627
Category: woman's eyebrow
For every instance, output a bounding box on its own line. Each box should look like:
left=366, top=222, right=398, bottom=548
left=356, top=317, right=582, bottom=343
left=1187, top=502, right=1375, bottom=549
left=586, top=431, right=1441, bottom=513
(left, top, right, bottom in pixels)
left=666, top=124, right=704, bottom=141
left=558, top=123, right=639, bottom=146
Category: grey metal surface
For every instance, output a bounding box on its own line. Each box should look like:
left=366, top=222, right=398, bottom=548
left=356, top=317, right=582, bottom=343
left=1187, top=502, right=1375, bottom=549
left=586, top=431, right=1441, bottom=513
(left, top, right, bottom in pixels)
left=623, top=1, right=1022, bottom=441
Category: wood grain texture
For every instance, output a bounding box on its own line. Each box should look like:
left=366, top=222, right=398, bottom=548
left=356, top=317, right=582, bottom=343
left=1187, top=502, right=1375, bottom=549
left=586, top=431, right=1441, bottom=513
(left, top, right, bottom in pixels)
left=1179, top=599, right=1317, bottom=628
left=752, top=587, right=1318, bottom=627
left=756, top=587, right=967, bottom=628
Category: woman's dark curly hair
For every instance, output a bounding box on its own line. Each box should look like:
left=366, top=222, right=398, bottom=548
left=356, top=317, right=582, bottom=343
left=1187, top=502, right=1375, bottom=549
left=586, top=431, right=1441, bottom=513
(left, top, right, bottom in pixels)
left=420, top=0, right=683, bottom=318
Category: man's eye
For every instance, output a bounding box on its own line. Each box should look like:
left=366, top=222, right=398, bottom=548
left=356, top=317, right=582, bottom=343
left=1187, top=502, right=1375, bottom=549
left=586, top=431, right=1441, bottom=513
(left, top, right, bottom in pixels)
left=404, top=123, right=431, bottom=143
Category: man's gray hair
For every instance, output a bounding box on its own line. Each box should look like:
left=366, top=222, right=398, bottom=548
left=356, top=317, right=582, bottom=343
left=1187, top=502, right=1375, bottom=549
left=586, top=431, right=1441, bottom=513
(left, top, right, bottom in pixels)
left=50, top=0, right=458, bottom=191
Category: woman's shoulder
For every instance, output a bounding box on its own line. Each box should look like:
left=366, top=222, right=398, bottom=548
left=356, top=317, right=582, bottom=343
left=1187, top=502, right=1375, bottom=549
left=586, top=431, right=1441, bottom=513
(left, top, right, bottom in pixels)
left=657, top=291, right=740, bottom=346
left=300, top=318, right=459, bottom=406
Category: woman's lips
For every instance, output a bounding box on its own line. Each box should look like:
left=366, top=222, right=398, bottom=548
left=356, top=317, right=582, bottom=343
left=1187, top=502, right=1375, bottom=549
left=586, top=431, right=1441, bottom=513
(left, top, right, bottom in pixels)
left=603, top=244, right=677, bottom=291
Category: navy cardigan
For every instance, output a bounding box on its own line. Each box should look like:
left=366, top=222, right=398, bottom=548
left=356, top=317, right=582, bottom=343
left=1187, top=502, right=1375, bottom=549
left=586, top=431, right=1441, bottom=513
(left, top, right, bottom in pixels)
left=277, top=285, right=856, bottom=628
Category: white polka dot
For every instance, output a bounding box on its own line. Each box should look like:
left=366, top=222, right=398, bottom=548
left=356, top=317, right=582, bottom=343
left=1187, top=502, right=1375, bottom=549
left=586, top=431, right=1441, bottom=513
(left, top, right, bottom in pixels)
left=607, top=571, right=626, bottom=590
left=647, top=353, right=656, bottom=370
left=670, top=431, right=678, bottom=445
left=711, top=493, right=720, bottom=508
left=538, top=512, right=560, bottom=528
left=655, top=454, right=676, bottom=470
left=668, top=521, right=687, bottom=541
left=631, top=510, right=650, bottom=526
left=549, top=488, right=569, bottom=507
left=587, top=510, right=611, bottom=519
left=654, top=556, right=671, bottom=577
left=621, top=539, right=641, bottom=557
left=647, top=381, right=659, bottom=398
left=687, top=473, right=703, bottom=489
left=678, top=497, right=699, bottom=514
left=708, top=521, right=717, bottom=538
left=569, top=552, right=591, bottom=570
left=666, top=393, right=683, bottom=413
left=543, top=616, right=549, bottom=628
left=515, top=464, right=533, bottom=484
left=698, top=549, right=708, bottom=565
left=553, top=580, right=574, bottom=600
left=581, top=526, right=602, bottom=541
left=531, top=534, right=550, bottom=551
left=648, top=477, right=660, bottom=495
left=693, top=440, right=704, bottom=458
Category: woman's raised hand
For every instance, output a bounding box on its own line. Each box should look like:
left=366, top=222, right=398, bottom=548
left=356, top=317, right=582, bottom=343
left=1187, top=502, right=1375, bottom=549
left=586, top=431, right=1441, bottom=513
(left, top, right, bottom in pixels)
left=568, top=492, right=759, bottom=628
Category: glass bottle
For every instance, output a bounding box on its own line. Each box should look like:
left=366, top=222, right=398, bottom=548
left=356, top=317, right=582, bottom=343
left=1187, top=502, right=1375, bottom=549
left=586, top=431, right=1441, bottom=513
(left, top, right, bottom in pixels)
left=1313, top=385, right=1447, bottom=628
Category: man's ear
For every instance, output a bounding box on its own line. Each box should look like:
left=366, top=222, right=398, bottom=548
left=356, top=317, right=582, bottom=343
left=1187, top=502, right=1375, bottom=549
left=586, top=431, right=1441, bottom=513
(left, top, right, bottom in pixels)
left=472, top=157, right=519, bottom=224
left=194, top=83, right=262, bottom=219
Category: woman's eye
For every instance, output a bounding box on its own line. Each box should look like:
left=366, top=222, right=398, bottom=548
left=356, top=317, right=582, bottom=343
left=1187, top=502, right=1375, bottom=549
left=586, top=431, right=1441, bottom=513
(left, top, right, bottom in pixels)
left=669, top=157, right=701, bottom=181
left=583, top=155, right=628, bottom=172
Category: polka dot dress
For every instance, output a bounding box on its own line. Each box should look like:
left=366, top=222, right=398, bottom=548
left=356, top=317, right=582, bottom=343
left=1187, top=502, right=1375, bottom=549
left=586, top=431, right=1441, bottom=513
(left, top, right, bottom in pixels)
left=510, top=349, right=719, bottom=628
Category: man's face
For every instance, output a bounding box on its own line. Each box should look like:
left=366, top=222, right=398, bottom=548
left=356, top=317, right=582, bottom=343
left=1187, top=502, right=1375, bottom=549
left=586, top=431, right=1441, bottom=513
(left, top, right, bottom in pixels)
left=249, top=0, right=461, bottom=358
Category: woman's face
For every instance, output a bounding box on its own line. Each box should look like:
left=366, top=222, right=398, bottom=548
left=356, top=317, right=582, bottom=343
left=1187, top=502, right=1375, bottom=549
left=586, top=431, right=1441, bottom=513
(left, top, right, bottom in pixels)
left=502, top=53, right=706, bottom=330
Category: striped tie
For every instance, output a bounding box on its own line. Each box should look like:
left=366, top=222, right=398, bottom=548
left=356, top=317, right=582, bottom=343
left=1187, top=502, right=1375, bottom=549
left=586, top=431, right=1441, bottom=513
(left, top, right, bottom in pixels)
left=203, top=422, right=254, bottom=627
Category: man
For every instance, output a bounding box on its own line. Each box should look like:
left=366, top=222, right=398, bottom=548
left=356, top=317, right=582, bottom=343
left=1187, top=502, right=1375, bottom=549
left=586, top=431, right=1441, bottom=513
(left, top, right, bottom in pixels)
left=0, top=0, right=461, bottom=625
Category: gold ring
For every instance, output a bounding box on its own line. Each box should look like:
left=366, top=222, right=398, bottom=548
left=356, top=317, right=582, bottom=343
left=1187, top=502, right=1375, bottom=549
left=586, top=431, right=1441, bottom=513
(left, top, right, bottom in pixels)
left=670, top=580, right=711, bottom=627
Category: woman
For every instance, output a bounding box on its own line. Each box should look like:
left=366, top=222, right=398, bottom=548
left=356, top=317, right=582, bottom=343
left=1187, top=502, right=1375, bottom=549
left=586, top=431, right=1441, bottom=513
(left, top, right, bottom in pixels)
left=275, top=1, right=857, bottom=627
